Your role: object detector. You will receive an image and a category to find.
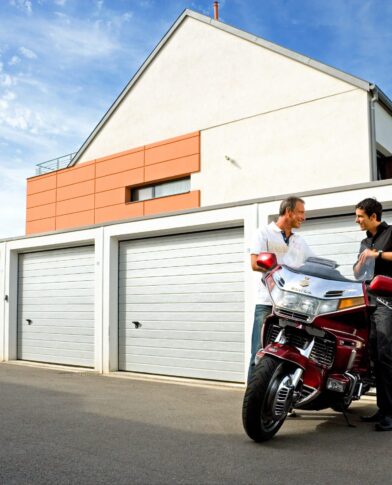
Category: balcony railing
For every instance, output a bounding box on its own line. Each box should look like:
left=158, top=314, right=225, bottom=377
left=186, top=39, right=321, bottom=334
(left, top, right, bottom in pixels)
left=35, top=152, right=77, bottom=175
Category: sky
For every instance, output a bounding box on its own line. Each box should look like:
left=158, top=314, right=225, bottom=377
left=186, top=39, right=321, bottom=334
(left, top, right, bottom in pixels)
left=1, top=0, right=392, bottom=238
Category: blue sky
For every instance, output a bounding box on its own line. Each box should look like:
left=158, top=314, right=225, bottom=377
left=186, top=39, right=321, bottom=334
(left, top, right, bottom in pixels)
left=1, top=0, right=392, bottom=238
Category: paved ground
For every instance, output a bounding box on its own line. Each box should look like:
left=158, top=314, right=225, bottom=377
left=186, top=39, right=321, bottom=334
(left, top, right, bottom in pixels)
left=0, top=362, right=390, bottom=485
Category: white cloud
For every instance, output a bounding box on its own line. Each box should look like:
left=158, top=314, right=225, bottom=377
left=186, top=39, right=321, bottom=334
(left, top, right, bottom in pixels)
left=3, top=91, right=17, bottom=101
left=0, top=74, right=14, bottom=86
left=9, top=55, right=21, bottom=66
left=54, top=11, right=70, bottom=22
left=0, top=165, right=31, bottom=238
left=47, top=21, right=119, bottom=59
left=9, top=0, right=33, bottom=15
left=122, top=12, right=133, bottom=22
left=19, top=46, right=37, bottom=59
left=54, top=0, right=67, bottom=5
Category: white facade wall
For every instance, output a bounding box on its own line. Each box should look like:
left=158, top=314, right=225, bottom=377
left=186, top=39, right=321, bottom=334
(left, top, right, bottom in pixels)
left=194, top=89, right=370, bottom=206
left=375, top=102, right=392, bottom=154
left=78, top=17, right=371, bottom=201
left=1, top=182, right=392, bottom=381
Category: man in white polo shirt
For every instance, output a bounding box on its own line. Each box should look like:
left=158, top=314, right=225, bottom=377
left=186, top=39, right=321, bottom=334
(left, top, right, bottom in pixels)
left=248, top=196, right=314, bottom=382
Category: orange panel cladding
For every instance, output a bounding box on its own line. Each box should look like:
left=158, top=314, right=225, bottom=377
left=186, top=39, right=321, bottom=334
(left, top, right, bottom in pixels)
left=144, top=191, right=200, bottom=216
left=27, top=173, right=56, bottom=195
left=145, top=133, right=199, bottom=165
left=95, top=188, right=126, bottom=209
left=144, top=154, right=199, bottom=183
left=27, top=189, right=57, bottom=208
left=26, top=217, right=56, bottom=234
left=56, top=210, right=95, bottom=230
left=56, top=194, right=95, bottom=216
left=57, top=161, right=95, bottom=187
left=95, top=149, right=144, bottom=177
left=25, top=131, right=200, bottom=234
left=57, top=180, right=95, bottom=201
left=26, top=203, right=56, bottom=222
left=95, top=202, right=144, bottom=224
left=95, top=167, right=144, bottom=192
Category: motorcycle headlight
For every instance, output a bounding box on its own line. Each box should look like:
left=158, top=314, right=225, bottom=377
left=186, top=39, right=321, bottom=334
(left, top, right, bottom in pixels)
left=267, top=275, right=365, bottom=321
left=270, top=286, right=339, bottom=319
left=318, top=300, right=339, bottom=314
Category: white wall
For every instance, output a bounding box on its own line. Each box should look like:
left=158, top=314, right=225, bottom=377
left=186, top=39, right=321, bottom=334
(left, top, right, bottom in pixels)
left=375, top=102, right=392, bottom=154
left=194, top=89, right=370, bottom=206
left=78, top=16, right=362, bottom=165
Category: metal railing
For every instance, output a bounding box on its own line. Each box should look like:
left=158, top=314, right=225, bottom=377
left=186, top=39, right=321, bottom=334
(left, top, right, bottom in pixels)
left=35, top=152, right=77, bottom=175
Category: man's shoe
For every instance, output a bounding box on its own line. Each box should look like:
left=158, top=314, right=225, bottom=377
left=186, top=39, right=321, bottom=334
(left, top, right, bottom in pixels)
left=375, top=415, right=392, bottom=431
left=360, top=410, right=384, bottom=422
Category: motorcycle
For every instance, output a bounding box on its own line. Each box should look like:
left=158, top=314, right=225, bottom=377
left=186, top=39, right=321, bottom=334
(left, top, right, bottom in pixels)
left=242, top=251, right=392, bottom=442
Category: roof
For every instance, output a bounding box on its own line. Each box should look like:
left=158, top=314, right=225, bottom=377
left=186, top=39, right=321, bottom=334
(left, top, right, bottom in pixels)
left=69, top=8, right=392, bottom=167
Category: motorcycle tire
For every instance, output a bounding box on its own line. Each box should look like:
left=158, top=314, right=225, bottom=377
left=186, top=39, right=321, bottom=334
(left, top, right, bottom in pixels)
left=242, top=356, right=294, bottom=442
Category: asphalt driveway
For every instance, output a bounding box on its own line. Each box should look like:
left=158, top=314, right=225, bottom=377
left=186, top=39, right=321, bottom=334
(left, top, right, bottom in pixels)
left=0, top=362, right=389, bottom=485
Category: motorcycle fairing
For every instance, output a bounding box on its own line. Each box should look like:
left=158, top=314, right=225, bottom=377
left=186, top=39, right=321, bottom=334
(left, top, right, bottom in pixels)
left=258, top=343, right=308, bottom=369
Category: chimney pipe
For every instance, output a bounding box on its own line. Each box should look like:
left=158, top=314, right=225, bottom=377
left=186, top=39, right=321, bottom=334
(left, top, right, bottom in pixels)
left=213, top=1, right=219, bottom=20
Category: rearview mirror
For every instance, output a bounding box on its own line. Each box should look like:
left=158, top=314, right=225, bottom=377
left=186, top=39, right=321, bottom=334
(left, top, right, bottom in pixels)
left=368, top=275, right=392, bottom=296
left=257, top=252, right=278, bottom=271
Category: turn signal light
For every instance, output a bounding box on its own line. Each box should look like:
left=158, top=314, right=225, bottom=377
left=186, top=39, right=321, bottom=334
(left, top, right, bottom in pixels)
left=337, top=297, right=365, bottom=310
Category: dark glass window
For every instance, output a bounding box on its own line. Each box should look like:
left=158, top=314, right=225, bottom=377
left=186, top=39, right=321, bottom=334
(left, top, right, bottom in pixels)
left=130, top=177, right=191, bottom=202
left=377, top=151, right=392, bottom=180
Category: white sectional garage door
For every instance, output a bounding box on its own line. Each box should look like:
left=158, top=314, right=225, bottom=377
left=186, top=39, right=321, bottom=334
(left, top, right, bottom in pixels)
left=298, top=211, right=392, bottom=277
left=17, top=246, right=95, bottom=367
left=118, top=227, right=245, bottom=382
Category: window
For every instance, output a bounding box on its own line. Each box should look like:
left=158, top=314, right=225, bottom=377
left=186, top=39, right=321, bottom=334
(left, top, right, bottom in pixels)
left=376, top=151, right=392, bottom=180
left=129, top=177, right=191, bottom=202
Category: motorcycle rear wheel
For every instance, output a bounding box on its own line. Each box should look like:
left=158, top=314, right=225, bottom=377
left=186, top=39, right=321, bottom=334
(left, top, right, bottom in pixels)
left=242, top=356, right=294, bottom=442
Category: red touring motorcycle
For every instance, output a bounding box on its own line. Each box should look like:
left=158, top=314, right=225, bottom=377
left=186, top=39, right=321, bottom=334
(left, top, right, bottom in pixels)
left=242, top=252, right=392, bottom=442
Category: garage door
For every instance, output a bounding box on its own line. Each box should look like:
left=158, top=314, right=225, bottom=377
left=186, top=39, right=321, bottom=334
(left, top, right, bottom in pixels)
left=118, top=227, right=245, bottom=382
left=299, top=211, right=392, bottom=278
left=17, top=246, right=95, bottom=367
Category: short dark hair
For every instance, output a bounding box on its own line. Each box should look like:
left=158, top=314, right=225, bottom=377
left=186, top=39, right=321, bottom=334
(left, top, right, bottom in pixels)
left=279, top=196, right=305, bottom=216
left=355, top=198, right=382, bottom=221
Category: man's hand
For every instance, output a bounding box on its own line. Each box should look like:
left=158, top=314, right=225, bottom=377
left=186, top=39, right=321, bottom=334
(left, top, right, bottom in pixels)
left=354, top=248, right=378, bottom=277
left=251, top=254, right=266, bottom=272
left=357, top=248, right=378, bottom=265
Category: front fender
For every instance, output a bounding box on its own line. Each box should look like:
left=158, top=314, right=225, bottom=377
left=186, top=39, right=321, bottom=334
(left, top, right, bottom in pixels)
left=256, top=343, right=308, bottom=369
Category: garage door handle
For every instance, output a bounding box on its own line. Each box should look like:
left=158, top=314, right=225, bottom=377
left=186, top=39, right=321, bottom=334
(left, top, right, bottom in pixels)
left=26, top=319, right=32, bottom=325
left=132, top=321, right=142, bottom=329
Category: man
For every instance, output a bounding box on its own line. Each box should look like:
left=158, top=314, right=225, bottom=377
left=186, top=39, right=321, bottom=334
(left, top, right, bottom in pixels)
left=354, top=198, right=392, bottom=431
left=248, top=196, right=314, bottom=382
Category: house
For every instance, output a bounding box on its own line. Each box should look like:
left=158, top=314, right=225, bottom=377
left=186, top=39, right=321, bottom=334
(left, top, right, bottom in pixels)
left=1, top=9, right=391, bottom=382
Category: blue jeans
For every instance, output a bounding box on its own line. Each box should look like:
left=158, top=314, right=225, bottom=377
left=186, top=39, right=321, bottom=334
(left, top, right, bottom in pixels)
left=248, top=304, right=272, bottom=382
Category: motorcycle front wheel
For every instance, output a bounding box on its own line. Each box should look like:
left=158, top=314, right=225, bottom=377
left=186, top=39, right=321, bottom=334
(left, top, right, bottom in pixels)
left=242, top=356, right=295, bottom=442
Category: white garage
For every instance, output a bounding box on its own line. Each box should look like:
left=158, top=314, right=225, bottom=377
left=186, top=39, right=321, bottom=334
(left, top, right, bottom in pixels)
left=17, top=246, right=95, bottom=367
left=299, top=211, right=392, bottom=277
left=118, top=227, right=245, bottom=382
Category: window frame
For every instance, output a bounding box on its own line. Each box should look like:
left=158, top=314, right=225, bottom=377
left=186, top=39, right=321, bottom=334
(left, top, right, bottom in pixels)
left=128, top=176, right=191, bottom=203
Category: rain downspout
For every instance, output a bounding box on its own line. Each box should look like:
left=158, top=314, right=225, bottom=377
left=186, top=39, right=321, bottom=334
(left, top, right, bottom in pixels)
left=369, top=84, right=378, bottom=180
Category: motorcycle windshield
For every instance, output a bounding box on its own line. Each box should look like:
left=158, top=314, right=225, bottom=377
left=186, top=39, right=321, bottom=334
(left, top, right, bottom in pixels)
left=282, top=246, right=375, bottom=283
